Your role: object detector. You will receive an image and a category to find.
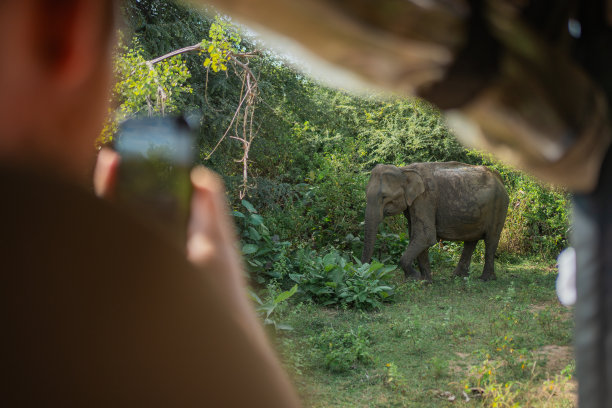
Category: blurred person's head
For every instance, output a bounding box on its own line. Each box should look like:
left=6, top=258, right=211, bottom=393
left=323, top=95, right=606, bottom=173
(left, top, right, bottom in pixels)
left=0, top=0, right=117, bottom=184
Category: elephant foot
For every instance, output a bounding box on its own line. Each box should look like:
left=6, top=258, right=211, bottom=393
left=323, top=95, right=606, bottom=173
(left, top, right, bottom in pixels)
left=418, top=269, right=433, bottom=283
left=452, top=266, right=469, bottom=278
left=479, top=273, right=496, bottom=281
left=420, top=275, right=433, bottom=284
left=400, top=261, right=421, bottom=281
left=403, top=269, right=432, bottom=283
left=403, top=271, right=422, bottom=281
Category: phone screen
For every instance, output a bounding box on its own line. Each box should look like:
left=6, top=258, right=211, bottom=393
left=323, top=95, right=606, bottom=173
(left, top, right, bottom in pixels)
left=114, top=117, right=195, bottom=246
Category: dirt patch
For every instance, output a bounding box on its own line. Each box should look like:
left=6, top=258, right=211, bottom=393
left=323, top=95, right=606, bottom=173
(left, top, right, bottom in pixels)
left=534, top=345, right=573, bottom=374
left=448, top=352, right=471, bottom=377
left=529, top=303, right=549, bottom=314
left=566, top=379, right=578, bottom=407
left=321, top=308, right=339, bottom=317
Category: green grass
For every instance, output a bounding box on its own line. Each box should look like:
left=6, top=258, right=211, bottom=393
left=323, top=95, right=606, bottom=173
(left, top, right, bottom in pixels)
left=275, top=258, right=575, bottom=407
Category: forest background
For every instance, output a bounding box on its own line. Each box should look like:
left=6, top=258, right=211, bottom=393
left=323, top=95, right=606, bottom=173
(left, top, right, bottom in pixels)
left=104, top=1, right=574, bottom=406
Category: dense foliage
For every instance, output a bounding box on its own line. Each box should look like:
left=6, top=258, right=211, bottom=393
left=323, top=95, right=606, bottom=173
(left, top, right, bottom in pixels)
left=115, top=0, right=570, bottom=297
left=110, top=1, right=575, bottom=405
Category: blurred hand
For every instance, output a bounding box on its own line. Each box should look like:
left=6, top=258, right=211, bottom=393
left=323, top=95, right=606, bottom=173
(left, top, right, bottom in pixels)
left=93, top=148, right=299, bottom=405
left=93, top=147, right=119, bottom=199
left=187, top=166, right=251, bottom=309
left=93, top=147, right=250, bottom=309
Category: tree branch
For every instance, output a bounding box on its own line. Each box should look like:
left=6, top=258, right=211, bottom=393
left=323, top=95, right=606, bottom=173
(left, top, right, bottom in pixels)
left=145, top=41, right=261, bottom=198
left=146, top=43, right=259, bottom=66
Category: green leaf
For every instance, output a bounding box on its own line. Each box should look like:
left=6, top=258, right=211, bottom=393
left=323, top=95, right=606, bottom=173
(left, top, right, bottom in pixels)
left=289, top=273, right=303, bottom=283
left=247, top=289, right=263, bottom=305
left=242, top=243, right=259, bottom=254
left=369, top=261, right=384, bottom=273
left=247, top=259, right=263, bottom=267
left=249, top=214, right=264, bottom=226
left=242, top=199, right=257, bottom=213
left=232, top=210, right=246, bottom=218
left=324, top=264, right=336, bottom=272
left=322, top=252, right=338, bottom=268
left=274, top=284, right=298, bottom=304
left=328, top=267, right=346, bottom=285
left=258, top=303, right=276, bottom=317
left=248, top=226, right=261, bottom=241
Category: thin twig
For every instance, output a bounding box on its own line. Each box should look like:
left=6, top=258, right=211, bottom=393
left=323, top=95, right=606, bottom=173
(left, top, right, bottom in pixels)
left=204, top=87, right=251, bottom=160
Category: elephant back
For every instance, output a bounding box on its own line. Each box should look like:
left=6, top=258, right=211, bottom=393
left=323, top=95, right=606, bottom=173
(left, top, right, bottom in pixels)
left=431, top=162, right=508, bottom=223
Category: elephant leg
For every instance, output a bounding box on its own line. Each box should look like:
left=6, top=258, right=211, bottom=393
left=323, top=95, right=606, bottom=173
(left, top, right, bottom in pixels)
left=481, top=232, right=501, bottom=281
left=400, top=240, right=432, bottom=280
left=453, top=240, right=478, bottom=277
left=417, top=249, right=432, bottom=282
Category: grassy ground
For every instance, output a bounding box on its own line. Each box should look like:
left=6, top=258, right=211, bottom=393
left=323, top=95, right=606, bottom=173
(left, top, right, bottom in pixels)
left=275, top=256, right=575, bottom=407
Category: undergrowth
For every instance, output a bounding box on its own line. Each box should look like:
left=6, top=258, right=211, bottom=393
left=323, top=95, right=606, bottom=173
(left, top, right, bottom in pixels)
left=277, top=260, right=575, bottom=407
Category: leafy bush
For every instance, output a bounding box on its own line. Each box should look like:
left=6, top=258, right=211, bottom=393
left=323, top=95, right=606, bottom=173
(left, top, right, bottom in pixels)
left=117, top=0, right=570, bottom=262
left=249, top=283, right=298, bottom=331
left=463, top=348, right=575, bottom=408
left=384, top=362, right=408, bottom=392
left=311, top=326, right=373, bottom=373
left=233, top=199, right=291, bottom=283
left=358, top=98, right=470, bottom=166
left=289, top=249, right=396, bottom=310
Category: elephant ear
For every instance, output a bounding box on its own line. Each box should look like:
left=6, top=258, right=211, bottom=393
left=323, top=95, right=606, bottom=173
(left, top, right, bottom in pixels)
left=402, top=169, right=425, bottom=206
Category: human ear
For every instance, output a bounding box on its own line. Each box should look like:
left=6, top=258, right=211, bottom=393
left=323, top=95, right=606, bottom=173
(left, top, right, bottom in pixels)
left=39, top=0, right=110, bottom=90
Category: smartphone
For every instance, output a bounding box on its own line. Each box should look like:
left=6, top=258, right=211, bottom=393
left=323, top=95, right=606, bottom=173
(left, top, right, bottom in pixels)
left=114, top=116, right=196, bottom=247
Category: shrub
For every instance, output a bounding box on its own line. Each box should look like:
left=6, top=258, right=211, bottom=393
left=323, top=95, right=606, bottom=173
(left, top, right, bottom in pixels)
left=289, top=249, right=396, bottom=310
left=311, top=326, right=373, bottom=373
left=233, top=199, right=291, bottom=283
left=249, top=283, right=298, bottom=331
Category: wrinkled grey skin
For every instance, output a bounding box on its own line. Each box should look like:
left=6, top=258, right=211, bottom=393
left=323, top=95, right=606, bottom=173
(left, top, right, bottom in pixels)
left=361, top=162, right=509, bottom=281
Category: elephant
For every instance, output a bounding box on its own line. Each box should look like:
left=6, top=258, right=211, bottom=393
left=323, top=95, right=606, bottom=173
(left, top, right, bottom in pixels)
left=361, top=162, right=509, bottom=281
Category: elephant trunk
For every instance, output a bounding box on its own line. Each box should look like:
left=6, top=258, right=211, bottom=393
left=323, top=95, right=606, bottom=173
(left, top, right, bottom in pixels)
left=361, top=200, right=382, bottom=264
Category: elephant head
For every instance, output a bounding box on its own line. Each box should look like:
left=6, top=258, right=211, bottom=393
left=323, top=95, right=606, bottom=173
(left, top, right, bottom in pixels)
left=361, top=165, right=425, bottom=264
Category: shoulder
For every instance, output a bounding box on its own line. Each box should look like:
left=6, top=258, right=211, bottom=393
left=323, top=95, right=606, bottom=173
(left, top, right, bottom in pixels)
left=0, top=167, right=299, bottom=407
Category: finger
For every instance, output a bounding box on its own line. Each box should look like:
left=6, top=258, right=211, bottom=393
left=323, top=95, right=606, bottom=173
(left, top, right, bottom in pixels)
left=93, top=147, right=120, bottom=198
left=187, top=166, right=238, bottom=265
left=187, top=166, right=248, bottom=305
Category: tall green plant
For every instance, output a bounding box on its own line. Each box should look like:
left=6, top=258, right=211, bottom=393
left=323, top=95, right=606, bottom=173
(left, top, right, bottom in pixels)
left=233, top=199, right=291, bottom=283
left=249, top=284, right=298, bottom=331
left=289, top=249, right=396, bottom=310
